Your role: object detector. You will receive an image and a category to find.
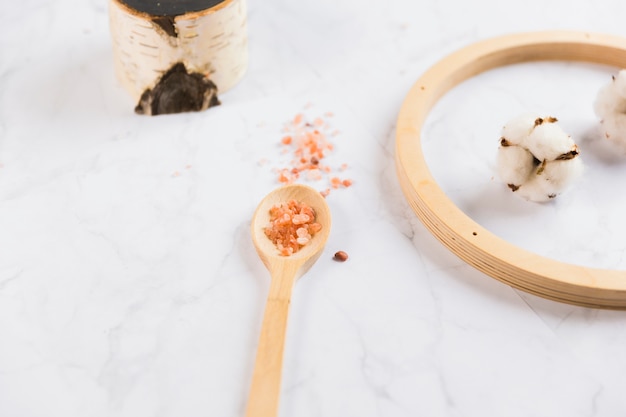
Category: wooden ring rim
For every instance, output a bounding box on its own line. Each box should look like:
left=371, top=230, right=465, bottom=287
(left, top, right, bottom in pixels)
left=395, top=30, right=626, bottom=309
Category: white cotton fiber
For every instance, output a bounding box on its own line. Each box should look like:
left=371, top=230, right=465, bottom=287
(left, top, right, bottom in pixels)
left=500, top=112, right=538, bottom=146
left=613, top=69, right=626, bottom=100
left=525, top=121, right=575, bottom=161
left=599, top=113, right=626, bottom=144
left=539, top=157, right=584, bottom=190
left=594, top=83, right=623, bottom=119
left=516, top=176, right=552, bottom=202
left=516, top=158, right=582, bottom=202
left=496, top=144, right=535, bottom=187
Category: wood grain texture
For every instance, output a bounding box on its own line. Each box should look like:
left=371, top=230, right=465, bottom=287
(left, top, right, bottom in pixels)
left=395, top=31, right=626, bottom=309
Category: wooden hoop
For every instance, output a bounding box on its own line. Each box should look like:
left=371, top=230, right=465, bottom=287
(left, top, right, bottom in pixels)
left=395, top=31, right=626, bottom=309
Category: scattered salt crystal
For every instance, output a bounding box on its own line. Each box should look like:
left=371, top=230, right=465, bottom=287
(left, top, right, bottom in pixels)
left=269, top=109, right=352, bottom=195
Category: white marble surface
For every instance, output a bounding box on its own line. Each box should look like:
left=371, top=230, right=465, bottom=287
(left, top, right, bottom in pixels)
left=3, top=0, right=626, bottom=416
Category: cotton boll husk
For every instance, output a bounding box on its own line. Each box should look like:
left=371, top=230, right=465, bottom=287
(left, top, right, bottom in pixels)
left=496, top=144, right=535, bottom=186
left=500, top=113, right=538, bottom=146
left=525, top=122, right=575, bottom=161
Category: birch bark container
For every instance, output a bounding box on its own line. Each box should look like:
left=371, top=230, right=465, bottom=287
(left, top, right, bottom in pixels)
left=109, top=0, right=248, bottom=115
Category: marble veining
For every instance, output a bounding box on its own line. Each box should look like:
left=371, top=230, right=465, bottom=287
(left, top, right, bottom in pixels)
left=3, top=0, right=626, bottom=416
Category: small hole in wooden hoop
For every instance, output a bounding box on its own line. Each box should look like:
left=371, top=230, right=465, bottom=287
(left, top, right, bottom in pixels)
left=395, top=30, right=626, bottom=309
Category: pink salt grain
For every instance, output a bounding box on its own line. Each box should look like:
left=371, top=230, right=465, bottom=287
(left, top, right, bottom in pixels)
left=272, top=109, right=354, bottom=196
left=264, top=199, right=322, bottom=256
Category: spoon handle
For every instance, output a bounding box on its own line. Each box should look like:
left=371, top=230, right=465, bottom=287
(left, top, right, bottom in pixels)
left=245, top=271, right=297, bottom=417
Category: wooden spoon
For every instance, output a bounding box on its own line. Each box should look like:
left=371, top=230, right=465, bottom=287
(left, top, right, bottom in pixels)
left=246, top=184, right=332, bottom=417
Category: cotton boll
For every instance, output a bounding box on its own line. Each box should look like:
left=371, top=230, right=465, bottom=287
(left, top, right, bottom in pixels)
left=525, top=121, right=575, bottom=161
left=500, top=113, right=538, bottom=146
left=497, top=114, right=582, bottom=202
left=496, top=144, right=535, bottom=187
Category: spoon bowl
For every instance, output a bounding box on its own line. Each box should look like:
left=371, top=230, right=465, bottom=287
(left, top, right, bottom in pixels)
left=246, top=184, right=331, bottom=417
left=251, top=183, right=332, bottom=276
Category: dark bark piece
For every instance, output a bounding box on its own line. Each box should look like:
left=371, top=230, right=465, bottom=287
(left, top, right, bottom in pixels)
left=135, top=63, right=221, bottom=116
left=152, top=16, right=177, bottom=37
